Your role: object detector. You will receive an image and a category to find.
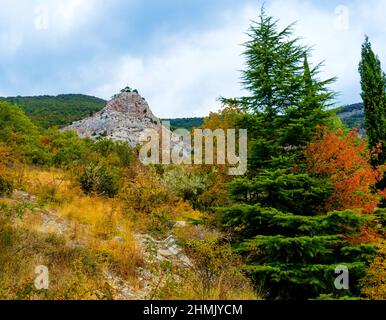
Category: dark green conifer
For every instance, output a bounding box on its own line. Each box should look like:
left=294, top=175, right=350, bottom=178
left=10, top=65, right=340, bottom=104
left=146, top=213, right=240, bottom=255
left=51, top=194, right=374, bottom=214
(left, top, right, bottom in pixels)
left=219, top=9, right=377, bottom=299
left=359, top=36, right=386, bottom=167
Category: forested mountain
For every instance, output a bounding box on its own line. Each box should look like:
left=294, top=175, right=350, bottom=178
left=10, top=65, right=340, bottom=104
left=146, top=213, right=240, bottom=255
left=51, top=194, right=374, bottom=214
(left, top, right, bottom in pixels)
left=0, top=94, right=106, bottom=128
left=0, top=92, right=364, bottom=133
left=0, top=92, right=363, bottom=133
left=335, top=103, right=365, bottom=131
left=163, top=117, right=204, bottom=130
left=0, top=94, right=205, bottom=130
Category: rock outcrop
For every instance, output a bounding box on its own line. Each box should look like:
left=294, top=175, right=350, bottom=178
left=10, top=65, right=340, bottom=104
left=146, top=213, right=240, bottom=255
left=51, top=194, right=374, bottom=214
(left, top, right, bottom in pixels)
left=64, top=91, right=162, bottom=148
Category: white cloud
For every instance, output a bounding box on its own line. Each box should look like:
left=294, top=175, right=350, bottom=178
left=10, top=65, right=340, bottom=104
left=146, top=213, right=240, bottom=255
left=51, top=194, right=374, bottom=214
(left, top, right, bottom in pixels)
left=79, top=4, right=256, bottom=118
left=80, top=0, right=386, bottom=118
left=264, top=0, right=386, bottom=105
left=2, top=0, right=386, bottom=118
left=0, top=0, right=105, bottom=53
left=48, top=0, right=105, bottom=34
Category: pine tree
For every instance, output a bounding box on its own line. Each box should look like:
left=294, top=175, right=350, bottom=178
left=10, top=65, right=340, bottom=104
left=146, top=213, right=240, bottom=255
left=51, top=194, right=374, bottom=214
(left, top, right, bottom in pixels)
left=278, top=53, right=336, bottom=150
left=222, top=9, right=335, bottom=170
left=221, top=8, right=305, bottom=170
left=221, top=204, right=376, bottom=299
left=219, top=9, right=377, bottom=300
left=359, top=36, right=386, bottom=167
left=238, top=8, right=305, bottom=117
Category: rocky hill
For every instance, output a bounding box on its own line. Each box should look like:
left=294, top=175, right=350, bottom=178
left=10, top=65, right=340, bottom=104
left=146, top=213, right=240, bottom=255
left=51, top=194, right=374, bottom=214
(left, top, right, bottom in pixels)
left=65, top=91, right=162, bottom=148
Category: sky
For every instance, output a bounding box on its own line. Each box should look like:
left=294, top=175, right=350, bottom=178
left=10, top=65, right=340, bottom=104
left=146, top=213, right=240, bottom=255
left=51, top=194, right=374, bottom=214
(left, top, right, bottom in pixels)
left=1, top=0, right=386, bottom=118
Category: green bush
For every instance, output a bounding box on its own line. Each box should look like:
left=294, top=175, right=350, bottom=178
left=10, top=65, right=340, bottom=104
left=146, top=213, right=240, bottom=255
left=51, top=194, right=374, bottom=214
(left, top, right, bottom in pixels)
left=0, top=176, right=13, bottom=197
left=162, top=166, right=208, bottom=209
left=79, top=163, right=119, bottom=198
left=0, top=101, right=46, bottom=164
left=93, top=139, right=133, bottom=167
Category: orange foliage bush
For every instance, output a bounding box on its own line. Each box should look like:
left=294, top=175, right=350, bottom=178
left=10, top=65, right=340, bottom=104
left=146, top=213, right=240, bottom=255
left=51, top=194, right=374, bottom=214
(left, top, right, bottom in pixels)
left=345, top=226, right=382, bottom=245
left=194, top=106, right=243, bottom=208
left=306, top=128, right=382, bottom=213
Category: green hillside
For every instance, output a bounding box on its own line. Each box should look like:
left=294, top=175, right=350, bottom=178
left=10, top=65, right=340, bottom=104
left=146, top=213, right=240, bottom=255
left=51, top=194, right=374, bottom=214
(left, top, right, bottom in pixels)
left=0, top=93, right=364, bottom=134
left=0, top=94, right=205, bottom=130
left=163, top=117, right=204, bottom=131
left=335, top=103, right=365, bottom=131
left=0, top=94, right=106, bottom=128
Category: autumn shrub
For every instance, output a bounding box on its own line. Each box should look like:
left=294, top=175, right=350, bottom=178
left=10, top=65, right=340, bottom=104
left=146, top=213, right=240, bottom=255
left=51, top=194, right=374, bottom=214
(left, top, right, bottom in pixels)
left=184, top=239, right=235, bottom=298
left=174, top=223, right=221, bottom=243
left=0, top=146, right=14, bottom=197
left=0, top=217, right=112, bottom=300
left=120, top=166, right=173, bottom=214
left=94, top=236, right=144, bottom=283
left=197, top=168, right=234, bottom=209
left=306, top=128, right=381, bottom=213
left=22, top=169, right=73, bottom=205
left=0, top=199, right=142, bottom=300
left=151, top=238, right=260, bottom=300
left=361, top=243, right=386, bottom=300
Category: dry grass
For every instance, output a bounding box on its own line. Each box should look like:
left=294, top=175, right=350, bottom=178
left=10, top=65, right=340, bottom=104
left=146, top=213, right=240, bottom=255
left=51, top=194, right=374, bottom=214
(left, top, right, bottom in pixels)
left=0, top=217, right=114, bottom=300
left=1, top=167, right=261, bottom=300
left=0, top=168, right=144, bottom=299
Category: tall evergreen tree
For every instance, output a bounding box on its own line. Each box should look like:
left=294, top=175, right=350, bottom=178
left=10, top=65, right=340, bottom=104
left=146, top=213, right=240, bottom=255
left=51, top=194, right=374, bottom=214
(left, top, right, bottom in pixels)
left=278, top=54, right=336, bottom=150
left=223, top=9, right=335, bottom=170
left=222, top=8, right=305, bottom=170
left=359, top=36, right=386, bottom=167
left=238, top=9, right=305, bottom=117
left=219, top=9, right=376, bottom=300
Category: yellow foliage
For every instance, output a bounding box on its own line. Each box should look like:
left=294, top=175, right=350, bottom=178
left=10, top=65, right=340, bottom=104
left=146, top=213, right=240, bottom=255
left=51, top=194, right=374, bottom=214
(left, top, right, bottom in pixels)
left=1, top=165, right=259, bottom=301
left=22, top=168, right=75, bottom=204
left=120, top=166, right=173, bottom=213
left=5, top=167, right=144, bottom=295
left=361, top=243, right=386, bottom=300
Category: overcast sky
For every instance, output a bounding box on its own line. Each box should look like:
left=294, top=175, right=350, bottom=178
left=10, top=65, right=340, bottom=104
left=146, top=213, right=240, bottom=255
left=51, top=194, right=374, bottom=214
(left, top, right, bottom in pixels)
left=0, top=0, right=386, bottom=118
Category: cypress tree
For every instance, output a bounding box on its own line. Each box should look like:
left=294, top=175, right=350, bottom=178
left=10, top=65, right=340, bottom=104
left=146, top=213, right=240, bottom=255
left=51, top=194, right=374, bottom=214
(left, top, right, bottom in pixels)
left=359, top=36, right=386, bottom=167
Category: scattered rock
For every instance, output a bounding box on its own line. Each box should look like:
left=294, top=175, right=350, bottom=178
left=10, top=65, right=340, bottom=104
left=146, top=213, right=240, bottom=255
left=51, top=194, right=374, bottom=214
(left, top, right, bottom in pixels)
left=105, top=271, right=146, bottom=300
left=38, top=212, right=69, bottom=235
left=13, top=190, right=36, bottom=202
left=136, top=234, right=192, bottom=267
left=174, top=221, right=188, bottom=228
